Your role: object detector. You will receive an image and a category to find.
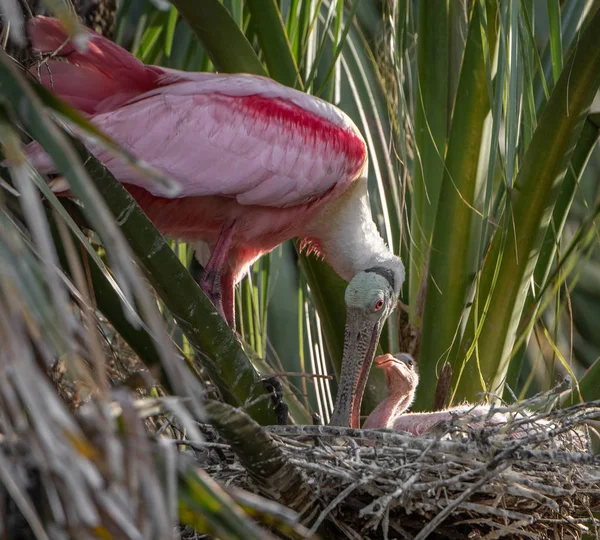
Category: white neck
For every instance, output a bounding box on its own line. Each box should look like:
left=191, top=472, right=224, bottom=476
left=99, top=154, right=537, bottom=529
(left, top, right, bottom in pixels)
left=308, top=179, right=393, bottom=281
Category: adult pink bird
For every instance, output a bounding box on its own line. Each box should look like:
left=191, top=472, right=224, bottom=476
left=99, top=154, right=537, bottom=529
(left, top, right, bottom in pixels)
left=23, top=17, right=405, bottom=428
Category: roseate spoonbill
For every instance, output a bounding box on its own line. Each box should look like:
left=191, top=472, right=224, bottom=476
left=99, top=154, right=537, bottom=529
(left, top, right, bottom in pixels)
left=21, top=17, right=405, bottom=428
left=363, top=353, right=511, bottom=435
left=362, top=353, right=418, bottom=429
left=391, top=403, right=509, bottom=436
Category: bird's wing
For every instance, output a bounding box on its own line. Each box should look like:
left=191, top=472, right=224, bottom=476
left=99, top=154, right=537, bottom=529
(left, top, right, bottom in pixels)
left=25, top=19, right=367, bottom=207
left=54, top=87, right=367, bottom=208
left=28, top=16, right=166, bottom=114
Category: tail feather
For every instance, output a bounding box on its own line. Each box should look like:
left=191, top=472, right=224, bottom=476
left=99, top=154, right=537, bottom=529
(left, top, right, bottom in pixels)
left=28, top=17, right=164, bottom=113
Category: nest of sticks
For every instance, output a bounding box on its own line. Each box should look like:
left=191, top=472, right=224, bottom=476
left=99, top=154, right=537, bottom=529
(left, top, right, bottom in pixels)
left=197, top=389, right=600, bottom=539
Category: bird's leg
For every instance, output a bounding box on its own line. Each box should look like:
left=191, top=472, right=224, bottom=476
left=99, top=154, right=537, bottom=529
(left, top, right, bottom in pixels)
left=198, top=222, right=237, bottom=326
left=220, top=272, right=236, bottom=328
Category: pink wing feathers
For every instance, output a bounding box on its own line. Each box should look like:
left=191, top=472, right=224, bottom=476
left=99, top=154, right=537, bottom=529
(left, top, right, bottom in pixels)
left=28, top=16, right=166, bottom=114
left=26, top=17, right=368, bottom=209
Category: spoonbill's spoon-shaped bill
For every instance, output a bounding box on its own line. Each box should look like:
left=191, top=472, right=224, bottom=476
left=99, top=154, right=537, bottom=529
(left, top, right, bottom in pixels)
left=328, top=272, right=403, bottom=429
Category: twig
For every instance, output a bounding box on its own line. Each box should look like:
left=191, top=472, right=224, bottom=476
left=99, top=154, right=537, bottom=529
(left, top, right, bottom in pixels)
left=308, top=480, right=364, bottom=535
left=413, top=462, right=511, bottom=540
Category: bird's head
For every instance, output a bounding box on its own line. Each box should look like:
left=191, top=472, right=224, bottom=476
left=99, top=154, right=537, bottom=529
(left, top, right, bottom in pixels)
left=375, top=352, right=418, bottom=402
left=329, top=256, right=405, bottom=428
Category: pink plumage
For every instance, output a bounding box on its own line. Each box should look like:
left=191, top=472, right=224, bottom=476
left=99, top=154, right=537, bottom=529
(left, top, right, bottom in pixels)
left=24, top=17, right=402, bottom=329
left=363, top=354, right=529, bottom=438
left=362, top=354, right=418, bottom=430
left=27, top=17, right=169, bottom=113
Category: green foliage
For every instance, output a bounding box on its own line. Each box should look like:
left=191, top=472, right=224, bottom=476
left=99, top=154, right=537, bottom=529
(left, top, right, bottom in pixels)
left=417, top=0, right=499, bottom=408
left=408, top=0, right=600, bottom=410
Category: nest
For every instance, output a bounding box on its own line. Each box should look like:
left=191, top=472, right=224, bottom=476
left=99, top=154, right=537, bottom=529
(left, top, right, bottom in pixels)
left=197, top=395, right=600, bottom=539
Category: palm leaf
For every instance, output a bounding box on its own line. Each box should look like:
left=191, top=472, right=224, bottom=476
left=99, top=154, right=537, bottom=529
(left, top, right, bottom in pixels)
left=452, top=7, right=600, bottom=401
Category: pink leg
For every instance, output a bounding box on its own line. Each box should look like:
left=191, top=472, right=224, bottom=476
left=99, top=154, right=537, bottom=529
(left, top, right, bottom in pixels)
left=220, top=272, right=236, bottom=328
left=198, top=222, right=237, bottom=326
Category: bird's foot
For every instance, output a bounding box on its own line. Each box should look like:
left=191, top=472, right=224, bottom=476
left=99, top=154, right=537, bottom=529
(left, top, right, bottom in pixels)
left=194, top=223, right=237, bottom=328
left=261, top=376, right=289, bottom=425
left=197, top=271, right=229, bottom=323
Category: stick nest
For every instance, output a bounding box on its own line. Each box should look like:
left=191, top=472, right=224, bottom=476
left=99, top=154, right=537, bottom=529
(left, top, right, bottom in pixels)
left=199, top=397, right=600, bottom=539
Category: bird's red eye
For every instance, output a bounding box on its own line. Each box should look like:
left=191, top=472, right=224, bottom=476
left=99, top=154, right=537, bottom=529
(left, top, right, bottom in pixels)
left=374, top=299, right=384, bottom=311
